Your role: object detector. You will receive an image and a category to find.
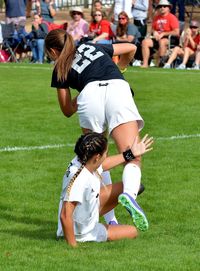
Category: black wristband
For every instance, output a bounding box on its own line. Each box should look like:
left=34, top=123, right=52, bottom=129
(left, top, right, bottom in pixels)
left=123, top=149, right=135, bottom=162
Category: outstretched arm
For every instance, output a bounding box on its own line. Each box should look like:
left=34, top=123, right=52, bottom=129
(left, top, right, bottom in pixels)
left=102, top=134, right=153, bottom=171
left=112, top=43, right=137, bottom=70
left=112, top=43, right=136, bottom=56
left=57, top=88, right=78, bottom=117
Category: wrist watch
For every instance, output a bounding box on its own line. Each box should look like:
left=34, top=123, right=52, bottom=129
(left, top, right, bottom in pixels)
left=123, top=149, right=135, bottom=162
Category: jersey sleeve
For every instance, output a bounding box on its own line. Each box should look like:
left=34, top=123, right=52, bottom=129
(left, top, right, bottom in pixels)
left=64, top=168, right=89, bottom=204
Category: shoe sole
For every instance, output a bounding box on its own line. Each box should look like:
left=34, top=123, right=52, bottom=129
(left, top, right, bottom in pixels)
left=118, top=194, right=149, bottom=231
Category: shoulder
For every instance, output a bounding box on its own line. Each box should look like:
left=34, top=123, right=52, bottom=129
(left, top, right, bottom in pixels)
left=168, top=13, right=179, bottom=22
left=128, top=23, right=137, bottom=30
left=80, top=18, right=88, bottom=25
left=153, top=14, right=160, bottom=21
left=100, top=20, right=111, bottom=26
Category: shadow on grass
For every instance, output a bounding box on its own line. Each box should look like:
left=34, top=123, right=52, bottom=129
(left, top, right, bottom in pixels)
left=0, top=228, right=57, bottom=241
left=0, top=203, right=57, bottom=241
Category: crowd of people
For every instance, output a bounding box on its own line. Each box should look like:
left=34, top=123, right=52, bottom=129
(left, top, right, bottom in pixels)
left=0, top=0, right=200, bottom=69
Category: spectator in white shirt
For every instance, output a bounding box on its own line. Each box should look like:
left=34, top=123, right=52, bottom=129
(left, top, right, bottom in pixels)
left=132, top=0, right=149, bottom=38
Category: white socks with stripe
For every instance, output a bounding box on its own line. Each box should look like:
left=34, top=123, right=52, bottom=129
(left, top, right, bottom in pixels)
left=122, top=163, right=141, bottom=200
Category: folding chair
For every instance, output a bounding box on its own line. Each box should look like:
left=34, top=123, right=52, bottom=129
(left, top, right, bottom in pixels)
left=0, top=22, right=19, bottom=62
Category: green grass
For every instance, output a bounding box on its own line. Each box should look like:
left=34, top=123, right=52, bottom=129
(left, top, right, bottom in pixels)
left=0, top=63, right=200, bottom=270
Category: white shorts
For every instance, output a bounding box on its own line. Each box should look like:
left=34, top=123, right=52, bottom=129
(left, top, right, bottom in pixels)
left=77, top=79, right=144, bottom=134
left=75, top=223, right=107, bottom=243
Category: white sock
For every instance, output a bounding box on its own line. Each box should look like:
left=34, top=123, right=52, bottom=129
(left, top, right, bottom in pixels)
left=101, top=171, right=118, bottom=224
left=122, top=163, right=141, bottom=200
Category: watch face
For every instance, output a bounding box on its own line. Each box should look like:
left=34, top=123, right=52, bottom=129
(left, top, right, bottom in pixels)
left=123, top=149, right=134, bottom=161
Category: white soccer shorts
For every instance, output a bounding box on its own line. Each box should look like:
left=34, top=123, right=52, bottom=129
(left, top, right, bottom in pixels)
left=77, top=79, right=144, bottom=134
left=75, top=222, right=108, bottom=243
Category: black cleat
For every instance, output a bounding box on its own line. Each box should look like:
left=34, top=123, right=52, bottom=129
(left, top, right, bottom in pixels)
left=138, top=183, right=145, bottom=195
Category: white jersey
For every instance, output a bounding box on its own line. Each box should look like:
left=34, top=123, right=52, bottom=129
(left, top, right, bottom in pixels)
left=57, top=156, right=103, bottom=238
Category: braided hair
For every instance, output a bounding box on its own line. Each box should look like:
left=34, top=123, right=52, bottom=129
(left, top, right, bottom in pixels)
left=66, top=132, right=108, bottom=198
left=74, top=132, right=108, bottom=165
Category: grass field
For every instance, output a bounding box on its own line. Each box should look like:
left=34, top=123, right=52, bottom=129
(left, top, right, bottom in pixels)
left=0, top=63, right=200, bottom=271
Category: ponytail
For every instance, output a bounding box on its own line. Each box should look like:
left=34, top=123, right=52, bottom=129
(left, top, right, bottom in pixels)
left=45, top=29, right=76, bottom=82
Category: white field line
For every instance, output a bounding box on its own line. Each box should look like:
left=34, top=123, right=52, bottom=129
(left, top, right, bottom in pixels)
left=0, top=65, right=52, bottom=71
left=0, top=65, right=200, bottom=74
left=0, top=134, right=200, bottom=153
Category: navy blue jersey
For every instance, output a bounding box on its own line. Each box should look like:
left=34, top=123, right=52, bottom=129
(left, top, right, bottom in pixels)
left=51, top=43, right=124, bottom=92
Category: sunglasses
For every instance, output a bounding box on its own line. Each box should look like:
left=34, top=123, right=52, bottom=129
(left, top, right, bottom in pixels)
left=72, top=12, right=81, bottom=15
left=190, top=26, right=198, bottom=29
left=159, top=5, right=169, bottom=8
left=119, top=17, right=126, bottom=20
left=95, top=14, right=102, bottom=16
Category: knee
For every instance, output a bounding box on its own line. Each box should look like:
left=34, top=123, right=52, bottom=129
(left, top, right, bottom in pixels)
left=142, top=38, right=151, bottom=48
left=131, top=226, right=138, bottom=239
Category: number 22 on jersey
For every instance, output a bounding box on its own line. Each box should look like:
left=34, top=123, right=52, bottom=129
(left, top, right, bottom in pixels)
left=72, top=44, right=104, bottom=74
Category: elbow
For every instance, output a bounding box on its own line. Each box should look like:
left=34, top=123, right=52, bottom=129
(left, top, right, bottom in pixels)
left=61, top=108, right=74, bottom=118
left=103, top=32, right=109, bottom=38
left=63, top=111, right=73, bottom=118
left=175, top=29, right=180, bottom=36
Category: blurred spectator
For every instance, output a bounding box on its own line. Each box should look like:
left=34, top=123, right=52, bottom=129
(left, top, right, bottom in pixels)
left=36, top=0, right=56, bottom=23
left=91, top=0, right=108, bottom=18
left=29, top=13, right=48, bottom=63
left=193, top=46, right=200, bottom=70
left=163, top=20, right=200, bottom=69
left=141, top=0, right=179, bottom=68
left=67, top=7, right=89, bottom=45
left=89, top=10, right=114, bottom=44
left=115, top=11, right=141, bottom=44
left=132, top=0, right=149, bottom=39
left=169, top=0, right=185, bottom=32
left=112, top=0, right=133, bottom=24
left=4, top=0, right=27, bottom=26
left=147, top=0, right=159, bottom=23
left=26, top=0, right=33, bottom=18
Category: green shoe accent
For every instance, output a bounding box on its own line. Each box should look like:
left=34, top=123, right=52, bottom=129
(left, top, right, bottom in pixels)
left=118, top=193, right=149, bottom=232
left=117, top=65, right=127, bottom=74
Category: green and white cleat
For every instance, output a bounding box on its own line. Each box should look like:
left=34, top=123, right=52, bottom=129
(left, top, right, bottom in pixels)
left=118, top=192, right=149, bottom=231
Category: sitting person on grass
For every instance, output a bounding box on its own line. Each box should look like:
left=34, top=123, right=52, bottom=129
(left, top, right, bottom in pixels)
left=141, top=0, right=179, bottom=68
left=58, top=132, right=153, bottom=247
left=163, top=20, right=200, bottom=69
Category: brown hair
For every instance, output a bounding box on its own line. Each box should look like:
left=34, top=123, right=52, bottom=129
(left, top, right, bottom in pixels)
left=44, top=29, right=76, bottom=82
left=116, top=11, right=129, bottom=37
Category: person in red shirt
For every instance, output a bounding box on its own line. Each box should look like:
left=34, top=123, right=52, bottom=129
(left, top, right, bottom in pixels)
left=89, top=10, right=114, bottom=44
left=163, top=20, right=200, bottom=69
left=141, top=0, right=179, bottom=67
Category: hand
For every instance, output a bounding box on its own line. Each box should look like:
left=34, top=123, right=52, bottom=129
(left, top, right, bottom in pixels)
left=131, top=134, right=153, bottom=157
left=153, top=31, right=160, bottom=41
left=186, top=28, right=191, bottom=36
